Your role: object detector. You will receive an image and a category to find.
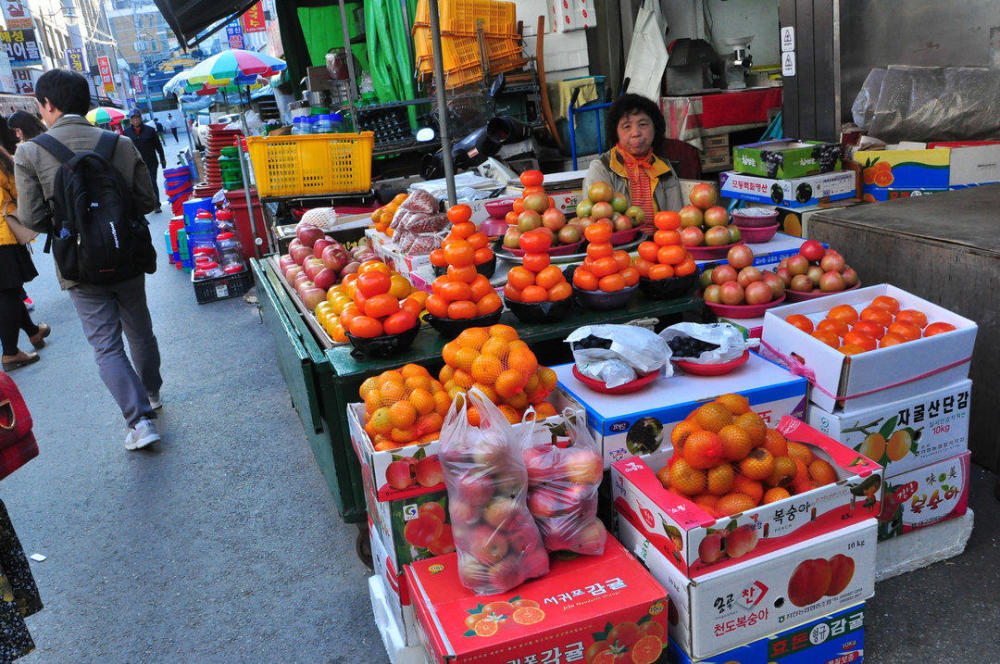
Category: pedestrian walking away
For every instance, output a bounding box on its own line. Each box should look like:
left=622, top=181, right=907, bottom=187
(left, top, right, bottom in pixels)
left=155, top=118, right=165, bottom=138
left=5, top=111, right=46, bottom=312
left=122, top=108, right=166, bottom=213
left=0, top=145, right=48, bottom=371
left=166, top=112, right=178, bottom=141
left=13, top=68, right=164, bottom=451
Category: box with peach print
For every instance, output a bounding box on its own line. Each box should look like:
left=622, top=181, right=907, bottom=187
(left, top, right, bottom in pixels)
left=406, top=537, right=671, bottom=664
left=618, top=516, right=876, bottom=659
left=611, top=416, right=883, bottom=579
left=877, top=451, right=970, bottom=542
left=368, top=516, right=422, bottom=646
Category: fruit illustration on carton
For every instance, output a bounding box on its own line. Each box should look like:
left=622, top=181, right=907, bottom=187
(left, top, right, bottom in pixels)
left=787, top=554, right=855, bottom=607
left=584, top=613, right=667, bottom=664
left=401, top=498, right=456, bottom=556
left=461, top=596, right=546, bottom=638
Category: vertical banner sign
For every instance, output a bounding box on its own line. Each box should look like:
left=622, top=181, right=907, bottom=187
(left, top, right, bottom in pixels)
left=240, top=2, right=266, bottom=33
left=266, top=18, right=283, bottom=58
left=66, top=47, right=85, bottom=73
left=0, top=29, right=41, bottom=66
left=11, top=67, right=33, bottom=94
left=225, top=21, right=244, bottom=49
left=131, top=74, right=143, bottom=93
left=98, top=55, right=114, bottom=92
left=0, top=50, right=13, bottom=92
left=1, top=1, right=32, bottom=30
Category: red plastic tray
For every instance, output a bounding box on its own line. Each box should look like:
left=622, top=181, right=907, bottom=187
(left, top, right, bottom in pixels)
left=572, top=365, right=658, bottom=394
left=704, top=293, right=786, bottom=318
left=672, top=350, right=750, bottom=376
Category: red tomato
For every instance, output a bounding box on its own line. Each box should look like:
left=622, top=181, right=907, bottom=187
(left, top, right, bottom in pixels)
left=519, top=230, right=552, bottom=253
left=383, top=310, right=417, bottom=335
left=520, top=170, right=544, bottom=187
left=356, top=271, right=391, bottom=298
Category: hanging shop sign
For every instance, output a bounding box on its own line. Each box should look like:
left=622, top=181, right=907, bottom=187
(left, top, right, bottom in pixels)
left=0, top=29, right=40, bottom=66
left=11, top=67, right=34, bottom=94
left=66, top=47, right=85, bottom=73
left=98, top=55, right=115, bottom=93
left=241, top=2, right=266, bottom=33
left=1, top=1, right=32, bottom=30
left=226, top=21, right=244, bottom=50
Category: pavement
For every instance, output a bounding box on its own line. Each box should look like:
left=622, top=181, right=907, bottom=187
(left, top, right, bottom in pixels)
left=5, top=141, right=1000, bottom=663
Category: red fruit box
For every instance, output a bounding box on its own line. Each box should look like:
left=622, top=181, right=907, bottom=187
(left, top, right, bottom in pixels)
left=618, top=515, right=876, bottom=660
left=761, top=284, right=977, bottom=413
left=610, top=417, right=883, bottom=579
left=406, top=537, right=671, bottom=664
left=877, top=451, right=970, bottom=541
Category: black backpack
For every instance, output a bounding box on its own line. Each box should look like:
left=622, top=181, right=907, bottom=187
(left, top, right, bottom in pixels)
left=32, top=132, right=156, bottom=284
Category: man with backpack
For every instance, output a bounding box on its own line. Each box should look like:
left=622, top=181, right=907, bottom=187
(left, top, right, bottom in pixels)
left=13, top=69, right=164, bottom=451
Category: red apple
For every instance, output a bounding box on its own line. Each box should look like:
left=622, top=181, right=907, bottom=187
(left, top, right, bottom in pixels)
left=799, top=240, right=825, bottom=262
left=313, top=237, right=333, bottom=258
left=322, top=244, right=350, bottom=272
left=303, top=256, right=325, bottom=280
left=284, top=265, right=303, bottom=284
left=469, top=526, right=509, bottom=565
left=289, top=243, right=312, bottom=265
left=562, top=449, right=603, bottom=485
left=279, top=254, right=296, bottom=272
left=313, top=267, right=337, bottom=291
left=482, top=496, right=519, bottom=527
left=300, top=285, right=326, bottom=311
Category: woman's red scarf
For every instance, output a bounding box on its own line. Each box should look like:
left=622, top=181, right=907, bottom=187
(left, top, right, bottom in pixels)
left=616, top=146, right=656, bottom=224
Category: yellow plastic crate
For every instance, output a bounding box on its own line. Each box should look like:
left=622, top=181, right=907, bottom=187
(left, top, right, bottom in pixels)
left=246, top=133, right=374, bottom=197
left=414, top=0, right=517, bottom=37
left=413, top=28, right=521, bottom=73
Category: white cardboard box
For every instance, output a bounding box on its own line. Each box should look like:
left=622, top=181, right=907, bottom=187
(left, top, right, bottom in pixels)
left=619, top=517, right=877, bottom=659
left=368, top=576, right=431, bottom=664
left=761, top=284, right=977, bottom=413
left=369, top=520, right=422, bottom=646
left=720, top=171, right=857, bottom=208
left=943, top=144, right=1000, bottom=187
left=806, top=379, right=971, bottom=478
left=554, top=352, right=807, bottom=468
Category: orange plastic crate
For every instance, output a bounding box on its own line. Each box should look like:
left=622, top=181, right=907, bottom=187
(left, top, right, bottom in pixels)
left=413, top=0, right=517, bottom=37
left=246, top=133, right=374, bottom=197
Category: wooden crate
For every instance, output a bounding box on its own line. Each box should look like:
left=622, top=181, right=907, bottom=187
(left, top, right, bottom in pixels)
left=807, top=185, right=998, bottom=471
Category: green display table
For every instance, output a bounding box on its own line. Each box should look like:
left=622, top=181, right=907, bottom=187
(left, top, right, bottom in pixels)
left=254, top=257, right=703, bottom=523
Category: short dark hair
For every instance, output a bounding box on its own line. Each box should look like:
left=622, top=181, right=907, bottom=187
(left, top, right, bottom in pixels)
left=35, top=69, right=90, bottom=116
left=8, top=110, right=45, bottom=140
left=605, top=93, right=667, bottom=152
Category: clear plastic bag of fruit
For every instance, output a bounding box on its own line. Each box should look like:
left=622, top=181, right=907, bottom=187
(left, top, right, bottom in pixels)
left=522, top=409, right=608, bottom=556
left=439, top=388, right=549, bottom=595
left=566, top=324, right=669, bottom=387
left=659, top=322, right=751, bottom=369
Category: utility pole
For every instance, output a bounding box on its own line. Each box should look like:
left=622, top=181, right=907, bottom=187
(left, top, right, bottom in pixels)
left=130, top=0, right=155, bottom=121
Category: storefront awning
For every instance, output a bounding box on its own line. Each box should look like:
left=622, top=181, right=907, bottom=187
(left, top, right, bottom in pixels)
left=154, top=0, right=259, bottom=49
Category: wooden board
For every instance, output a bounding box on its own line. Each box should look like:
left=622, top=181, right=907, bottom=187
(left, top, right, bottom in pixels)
left=807, top=185, right=1000, bottom=471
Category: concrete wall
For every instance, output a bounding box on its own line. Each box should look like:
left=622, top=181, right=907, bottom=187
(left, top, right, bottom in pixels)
left=840, top=0, right=1000, bottom=119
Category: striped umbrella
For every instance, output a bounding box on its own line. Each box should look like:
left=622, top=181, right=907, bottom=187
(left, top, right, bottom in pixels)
left=185, top=49, right=286, bottom=88
left=86, top=107, right=126, bottom=125
left=162, top=69, right=191, bottom=97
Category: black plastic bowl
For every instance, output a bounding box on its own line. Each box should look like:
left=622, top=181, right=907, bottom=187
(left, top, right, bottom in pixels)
left=432, top=254, right=496, bottom=279
left=425, top=311, right=503, bottom=339
left=505, top=296, right=573, bottom=324
left=346, top=324, right=420, bottom=359
left=573, top=283, right=638, bottom=311
left=637, top=271, right=700, bottom=300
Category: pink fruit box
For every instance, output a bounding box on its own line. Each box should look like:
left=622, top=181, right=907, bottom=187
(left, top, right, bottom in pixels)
left=610, top=417, right=883, bottom=580
left=877, top=450, right=970, bottom=542
left=347, top=388, right=583, bottom=503
left=618, top=515, right=876, bottom=660
left=760, top=283, right=977, bottom=414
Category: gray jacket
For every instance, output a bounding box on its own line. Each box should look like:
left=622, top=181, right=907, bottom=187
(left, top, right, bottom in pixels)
left=583, top=148, right=684, bottom=214
left=14, top=114, right=158, bottom=289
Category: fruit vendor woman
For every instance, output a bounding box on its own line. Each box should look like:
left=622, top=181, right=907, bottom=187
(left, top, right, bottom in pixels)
left=583, top=93, right=683, bottom=225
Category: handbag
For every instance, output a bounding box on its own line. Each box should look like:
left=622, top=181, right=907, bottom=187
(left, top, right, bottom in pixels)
left=0, top=372, right=36, bottom=481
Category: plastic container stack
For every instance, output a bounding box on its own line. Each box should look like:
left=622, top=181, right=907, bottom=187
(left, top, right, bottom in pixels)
left=218, top=146, right=243, bottom=190
left=163, top=165, right=193, bottom=216
left=194, top=123, right=243, bottom=198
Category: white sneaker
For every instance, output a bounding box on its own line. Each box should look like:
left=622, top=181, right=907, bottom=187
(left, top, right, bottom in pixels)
left=148, top=391, right=162, bottom=410
left=125, top=417, right=161, bottom=450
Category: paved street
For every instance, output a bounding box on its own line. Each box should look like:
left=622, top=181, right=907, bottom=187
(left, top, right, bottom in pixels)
left=3, top=143, right=998, bottom=663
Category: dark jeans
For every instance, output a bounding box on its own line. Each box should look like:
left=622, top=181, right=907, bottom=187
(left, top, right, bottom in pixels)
left=145, top=160, right=160, bottom=200
left=0, top=288, right=38, bottom=356
left=170, top=128, right=178, bottom=141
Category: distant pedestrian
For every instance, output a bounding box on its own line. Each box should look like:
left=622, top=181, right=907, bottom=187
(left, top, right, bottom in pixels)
left=122, top=108, right=166, bottom=213
left=7, top=111, right=45, bottom=143
left=166, top=112, right=178, bottom=141
left=154, top=118, right=165, bottom=137
left=13, top=68, right=164, bottom=450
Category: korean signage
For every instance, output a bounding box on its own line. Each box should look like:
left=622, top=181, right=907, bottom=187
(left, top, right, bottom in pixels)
left=266, top=17, right=283, bottom=58
left=131, top=74, right=143, bottom=93
left=11, top=67, right=34, bottom=94
left=0, top=29, right=40, bottom=66
left=98, top=55, right=114, bottom=93
left=0, top=50, right=12, bottom=91
left=66, top=48, right=85, bottom=73
left=1, top=1, right=32, bottom=30
left=241, top=2, right=266, bottom=33
left=225, top=20, right=244, bottom=49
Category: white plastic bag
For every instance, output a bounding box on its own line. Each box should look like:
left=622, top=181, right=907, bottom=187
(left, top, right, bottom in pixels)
left=659, top=322, right=751, bottom=374
left=566, top=324, right=669, bottom=387
left=439, top=389, right=549, bottom=595
left=523, top=410, right=607, bottom=556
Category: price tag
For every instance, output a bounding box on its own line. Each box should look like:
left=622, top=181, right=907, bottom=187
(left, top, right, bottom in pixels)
left=215, top=284, right=229, bottom=298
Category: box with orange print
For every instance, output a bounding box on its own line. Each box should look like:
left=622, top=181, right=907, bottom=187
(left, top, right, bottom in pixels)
left=610, top=417, right=883, bottom=580
left=406, top=537, right=672, bottom=664
left=618, top=516, right=876, bottom=660
left=855, top=148, right=949, bottom=202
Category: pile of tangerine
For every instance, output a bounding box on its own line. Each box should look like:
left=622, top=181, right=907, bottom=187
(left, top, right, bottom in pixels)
left=340, top=262, right=426, bottom=339
left=659, top=394, right=837, bottom=517
left=634, top=211, right=698, bottom=280
left=430, top=204, right=494, bottom=270
left=439, top=325, right=559, bottom=426
left=360, top=364, right=453, bottom=451
left=785, top=295, right=957, bottom=355
left=571, top=222, right=639, bottom=292
left=504, top=230, right=572, bottom=303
